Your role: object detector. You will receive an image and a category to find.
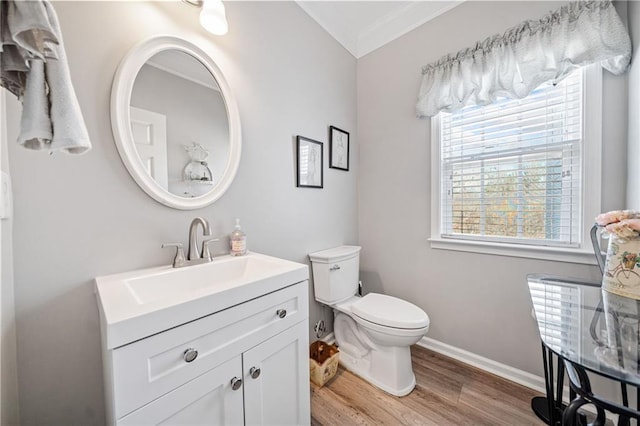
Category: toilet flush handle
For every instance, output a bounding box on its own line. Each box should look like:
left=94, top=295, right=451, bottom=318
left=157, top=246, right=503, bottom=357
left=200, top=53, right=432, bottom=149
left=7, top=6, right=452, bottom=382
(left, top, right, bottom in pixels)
left=329, top=265, right=341, bottom=271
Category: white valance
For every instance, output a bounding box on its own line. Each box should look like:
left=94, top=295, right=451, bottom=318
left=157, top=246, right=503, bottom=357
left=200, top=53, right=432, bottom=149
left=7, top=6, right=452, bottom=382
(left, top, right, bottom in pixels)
left=416, top=1, right=632, bottom=118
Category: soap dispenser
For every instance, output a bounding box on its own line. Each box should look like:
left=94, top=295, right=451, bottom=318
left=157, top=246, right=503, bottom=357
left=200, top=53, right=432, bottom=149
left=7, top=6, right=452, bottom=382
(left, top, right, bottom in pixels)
left=230, top=218, right=247, bottom=256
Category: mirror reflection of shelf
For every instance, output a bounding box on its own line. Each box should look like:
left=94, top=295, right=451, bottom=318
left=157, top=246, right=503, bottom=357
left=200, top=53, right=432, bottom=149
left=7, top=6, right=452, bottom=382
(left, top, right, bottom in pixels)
left=187, top=179, right=214, bottom=184
left=186, top=180, right=214, bottom=187
left=186, top=181, right=213, bottom=197
left=172, top=179, right=215, bottom=198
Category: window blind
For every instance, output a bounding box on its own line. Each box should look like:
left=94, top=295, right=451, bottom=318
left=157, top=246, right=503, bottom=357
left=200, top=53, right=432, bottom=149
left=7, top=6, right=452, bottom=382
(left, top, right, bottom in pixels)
left=439, top=70, right=583, bottom=247
left=529, top=281, right=581, bottom=352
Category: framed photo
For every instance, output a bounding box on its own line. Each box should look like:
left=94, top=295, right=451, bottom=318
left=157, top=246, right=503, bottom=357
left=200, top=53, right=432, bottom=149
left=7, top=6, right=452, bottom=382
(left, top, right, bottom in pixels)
left=329, top=126, right=349, bottom=171
left=296, top=136, right=323, bottom=188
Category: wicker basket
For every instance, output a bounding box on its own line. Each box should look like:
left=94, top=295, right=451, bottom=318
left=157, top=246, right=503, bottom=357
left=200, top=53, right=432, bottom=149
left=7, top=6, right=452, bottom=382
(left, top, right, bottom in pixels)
left=309, top=341, right=339, bottom=387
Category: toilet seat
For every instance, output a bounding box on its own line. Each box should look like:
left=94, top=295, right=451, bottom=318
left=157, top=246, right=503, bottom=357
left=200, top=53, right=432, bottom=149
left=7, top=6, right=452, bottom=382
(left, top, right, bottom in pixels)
left=351, top=293, right=430, bottom=330
left=350, top=313, right=429, bottom=339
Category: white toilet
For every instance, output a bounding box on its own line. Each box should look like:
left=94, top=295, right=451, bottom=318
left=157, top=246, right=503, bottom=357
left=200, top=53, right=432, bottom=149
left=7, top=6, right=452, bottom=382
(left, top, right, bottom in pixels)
left=309, top=245, right=430, bottom=396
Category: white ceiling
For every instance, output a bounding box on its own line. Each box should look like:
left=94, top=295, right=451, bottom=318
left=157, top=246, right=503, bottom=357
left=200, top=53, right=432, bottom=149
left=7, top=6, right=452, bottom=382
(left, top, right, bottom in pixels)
left=295, top=1, right=463, bottom=58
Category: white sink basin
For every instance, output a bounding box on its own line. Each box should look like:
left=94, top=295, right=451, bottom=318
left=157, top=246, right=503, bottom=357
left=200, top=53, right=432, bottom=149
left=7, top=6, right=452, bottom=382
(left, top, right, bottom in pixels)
left=125, top=254, right=294, bottom=305
left=95, top=252, right=308, bottom=349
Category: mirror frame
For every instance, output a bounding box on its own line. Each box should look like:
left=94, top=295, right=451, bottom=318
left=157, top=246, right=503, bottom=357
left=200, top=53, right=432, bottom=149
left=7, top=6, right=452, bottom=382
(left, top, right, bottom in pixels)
left=111, top=35, right=241, bottom=210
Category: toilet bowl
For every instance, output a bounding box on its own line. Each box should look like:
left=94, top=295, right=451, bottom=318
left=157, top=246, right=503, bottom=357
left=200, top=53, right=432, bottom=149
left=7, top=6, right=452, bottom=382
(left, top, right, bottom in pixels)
left=309, top=246, right=430, bottom=396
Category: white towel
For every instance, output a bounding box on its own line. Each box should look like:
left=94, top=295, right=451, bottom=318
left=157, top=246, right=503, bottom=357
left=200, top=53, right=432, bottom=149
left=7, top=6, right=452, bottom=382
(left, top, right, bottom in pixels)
left=19, top=59, right=52, bottom=149
left=1, top=0, right=91, bottom=155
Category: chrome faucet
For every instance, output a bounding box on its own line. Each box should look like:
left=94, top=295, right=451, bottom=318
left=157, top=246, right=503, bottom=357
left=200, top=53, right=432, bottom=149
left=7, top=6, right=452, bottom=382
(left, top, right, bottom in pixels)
left=163, top=217, right=219, bottom=268
left=188, top=217, right=211, bottom=260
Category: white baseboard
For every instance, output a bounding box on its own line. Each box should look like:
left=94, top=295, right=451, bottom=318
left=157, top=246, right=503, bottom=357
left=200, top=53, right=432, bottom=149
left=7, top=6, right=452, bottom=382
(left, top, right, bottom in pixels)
left=417, top=336, right=547, bottom=393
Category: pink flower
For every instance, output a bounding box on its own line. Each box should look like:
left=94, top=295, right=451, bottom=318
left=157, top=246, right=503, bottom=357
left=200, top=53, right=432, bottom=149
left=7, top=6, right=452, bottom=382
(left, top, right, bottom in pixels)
left=626, top=218, right=640, bottom=231
left=605, top=218, right=640, bottom=239
left=595, top=210, right=640, bottom=226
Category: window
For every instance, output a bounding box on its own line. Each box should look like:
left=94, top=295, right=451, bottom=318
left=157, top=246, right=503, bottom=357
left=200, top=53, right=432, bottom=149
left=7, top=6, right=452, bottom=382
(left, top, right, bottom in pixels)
left=430, top=67, right=602, bottom=263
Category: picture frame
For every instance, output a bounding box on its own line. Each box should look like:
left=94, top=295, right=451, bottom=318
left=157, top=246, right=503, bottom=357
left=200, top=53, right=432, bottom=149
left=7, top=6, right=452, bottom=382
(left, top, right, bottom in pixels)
left=296, top=136, right=323, bottom=188
left=329, top=125, right=349, bottom=171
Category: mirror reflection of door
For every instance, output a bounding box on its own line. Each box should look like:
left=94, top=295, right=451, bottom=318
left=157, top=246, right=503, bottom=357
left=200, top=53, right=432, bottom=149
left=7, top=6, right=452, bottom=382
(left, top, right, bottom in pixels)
left=130, top=107, right=168, bottom=190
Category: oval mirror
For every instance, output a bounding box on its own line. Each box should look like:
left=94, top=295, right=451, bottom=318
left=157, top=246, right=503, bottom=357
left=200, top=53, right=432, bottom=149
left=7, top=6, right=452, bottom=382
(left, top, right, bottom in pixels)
left=111, top=35, right=241, bottom=209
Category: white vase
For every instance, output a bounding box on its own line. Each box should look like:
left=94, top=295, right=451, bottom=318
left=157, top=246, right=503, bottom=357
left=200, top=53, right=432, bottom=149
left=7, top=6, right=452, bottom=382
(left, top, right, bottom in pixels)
left=602, top=234, right=640, bottom=299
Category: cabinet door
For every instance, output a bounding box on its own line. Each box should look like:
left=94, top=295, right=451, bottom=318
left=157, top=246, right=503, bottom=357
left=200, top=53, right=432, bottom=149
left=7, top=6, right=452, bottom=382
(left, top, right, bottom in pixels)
left=243, top=321, right=310, bottom=426
left=118, top=356, right=244, bottom=425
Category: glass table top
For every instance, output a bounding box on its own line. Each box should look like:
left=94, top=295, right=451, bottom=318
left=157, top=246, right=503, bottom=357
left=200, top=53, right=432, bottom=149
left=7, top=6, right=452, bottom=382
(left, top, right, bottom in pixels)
left=528, top=274, right=640, bottom=387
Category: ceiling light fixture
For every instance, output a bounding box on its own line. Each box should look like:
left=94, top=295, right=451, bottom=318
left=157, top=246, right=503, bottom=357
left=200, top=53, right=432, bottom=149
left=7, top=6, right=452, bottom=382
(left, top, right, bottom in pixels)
left=183, top=0, right=228, bottom=36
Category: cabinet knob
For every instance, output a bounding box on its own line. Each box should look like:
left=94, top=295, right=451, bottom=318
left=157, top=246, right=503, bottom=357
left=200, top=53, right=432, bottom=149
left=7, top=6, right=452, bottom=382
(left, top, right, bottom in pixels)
left=230, top=377, right=243, bottom=391
left=249, top=367, right=261, bottom=379
left=276, top=309, right=287, bottom=319
left=183, top=348, right=198, bottom=363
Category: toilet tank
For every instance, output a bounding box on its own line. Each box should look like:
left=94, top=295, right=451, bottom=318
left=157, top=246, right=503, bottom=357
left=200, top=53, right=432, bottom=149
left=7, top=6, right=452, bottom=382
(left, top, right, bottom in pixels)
left=309, top=246, right=361, bottom=304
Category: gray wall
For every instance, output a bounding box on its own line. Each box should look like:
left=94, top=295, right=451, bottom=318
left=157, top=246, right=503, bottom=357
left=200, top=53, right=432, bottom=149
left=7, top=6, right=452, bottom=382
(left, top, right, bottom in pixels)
left=5, top=1, right=357, bottom=424
left=629, top=0, right=640, bottom=210
left=357, top=0, right=627, bottom=377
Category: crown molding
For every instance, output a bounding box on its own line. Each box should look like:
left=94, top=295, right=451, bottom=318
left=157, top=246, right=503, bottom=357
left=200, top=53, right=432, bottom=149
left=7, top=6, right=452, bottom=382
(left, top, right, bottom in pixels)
left=296, top=1, right=464, bottom=59
left=357, top=1, right=463, bottom=58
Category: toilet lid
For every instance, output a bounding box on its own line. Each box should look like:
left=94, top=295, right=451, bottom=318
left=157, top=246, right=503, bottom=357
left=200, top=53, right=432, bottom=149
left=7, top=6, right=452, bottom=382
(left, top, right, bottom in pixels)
left=351, top=293, right=430, bottom=329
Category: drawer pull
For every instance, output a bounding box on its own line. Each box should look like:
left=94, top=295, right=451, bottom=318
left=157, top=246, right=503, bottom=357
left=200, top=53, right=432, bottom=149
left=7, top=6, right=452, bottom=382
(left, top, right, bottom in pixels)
left=249, top=367, right=261, bottom=379
left=276, top=309, right=287, bottom=319
left=330, top=265, right=341, bottom=271
left=183, top=348, right=198, bottom=363
left=230, top=377, right=242, bottom=391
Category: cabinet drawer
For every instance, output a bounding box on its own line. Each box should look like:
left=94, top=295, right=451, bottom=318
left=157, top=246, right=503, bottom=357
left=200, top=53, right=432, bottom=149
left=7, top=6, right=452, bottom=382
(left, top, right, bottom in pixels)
left=111, top=281, right=308, bottom=419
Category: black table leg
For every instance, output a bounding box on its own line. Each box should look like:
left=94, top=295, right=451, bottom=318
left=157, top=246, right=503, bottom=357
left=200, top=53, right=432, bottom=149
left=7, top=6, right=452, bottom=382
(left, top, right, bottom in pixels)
left=532, top=343, right=566, bottom=425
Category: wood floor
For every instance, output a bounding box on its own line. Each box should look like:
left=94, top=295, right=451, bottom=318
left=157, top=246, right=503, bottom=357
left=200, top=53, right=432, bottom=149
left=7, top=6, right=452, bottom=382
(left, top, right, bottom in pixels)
left=311, top=345, right=545, bottom=426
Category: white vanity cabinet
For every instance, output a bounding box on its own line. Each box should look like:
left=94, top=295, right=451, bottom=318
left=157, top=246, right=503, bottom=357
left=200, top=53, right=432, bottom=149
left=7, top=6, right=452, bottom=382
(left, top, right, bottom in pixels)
left=101, top=281, right=310, bottom=425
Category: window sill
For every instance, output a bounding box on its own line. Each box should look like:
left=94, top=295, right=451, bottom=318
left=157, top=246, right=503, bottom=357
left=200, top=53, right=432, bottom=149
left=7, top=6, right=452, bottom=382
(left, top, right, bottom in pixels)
left=429, top=237, right=598, bottom=265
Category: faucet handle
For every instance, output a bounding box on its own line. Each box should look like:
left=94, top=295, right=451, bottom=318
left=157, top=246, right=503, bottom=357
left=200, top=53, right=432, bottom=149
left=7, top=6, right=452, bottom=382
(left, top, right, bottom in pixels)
left=162, top=243, right=186, bottom=268
left=201, top=238, right=220, bottom=261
